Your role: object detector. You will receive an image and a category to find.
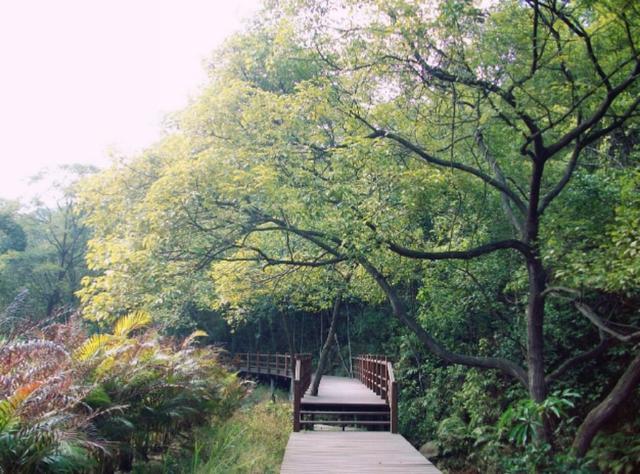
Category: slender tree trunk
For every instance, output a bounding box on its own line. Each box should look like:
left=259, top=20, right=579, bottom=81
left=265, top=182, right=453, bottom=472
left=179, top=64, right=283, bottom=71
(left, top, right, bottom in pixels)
left=281, top=310, right=296, bottom=358
left=524, top=160, right=551, bottom=444
left=310, top=295, right=341, bottom=396
left=525, top=257, right=553, bottom=447
left=347, top=305, right=353, bottom=376
left=526, top=259, right=548, bottom=399
left=46, top=288, right=61, bottom=317
left=573, top=351, right=640, bottom=457
left=280, top=310, right=296, bottom=400
left=299, top=313, right=304, bottom=352
left=334, top=333, right=350, bottom=375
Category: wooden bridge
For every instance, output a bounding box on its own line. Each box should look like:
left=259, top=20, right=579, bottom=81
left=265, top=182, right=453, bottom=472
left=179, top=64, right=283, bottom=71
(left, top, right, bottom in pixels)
left=234, top=353, right=441, bottom=473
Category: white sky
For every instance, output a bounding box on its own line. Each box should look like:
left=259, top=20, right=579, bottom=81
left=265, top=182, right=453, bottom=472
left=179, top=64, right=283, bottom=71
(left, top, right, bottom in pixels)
left=0, top=0, right=260, bottom=202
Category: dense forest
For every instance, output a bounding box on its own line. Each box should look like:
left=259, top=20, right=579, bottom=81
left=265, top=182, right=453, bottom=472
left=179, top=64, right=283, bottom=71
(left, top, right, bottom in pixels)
left=1, top=0, right=639, bottom=472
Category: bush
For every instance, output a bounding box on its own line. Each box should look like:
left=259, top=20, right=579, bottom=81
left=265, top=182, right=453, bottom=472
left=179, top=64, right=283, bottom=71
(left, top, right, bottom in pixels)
left=0, top=310, right=245, bottom=472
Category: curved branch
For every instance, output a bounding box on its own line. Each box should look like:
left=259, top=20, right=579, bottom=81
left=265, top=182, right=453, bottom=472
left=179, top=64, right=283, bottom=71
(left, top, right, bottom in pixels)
left=573, top=350, right=640, bottom=457
left=363, top=126, right=528, bottom=214
left=546, top=337, right=615, bottom=385
left=539, top=141, right=582, bottom=214
left=360, top=258, right=528, bottom=386
left=575, top=302, right=640, bottom=343
left=387, top=239, right=533, bottom=261
left=546, top=61, right=640, bottom=156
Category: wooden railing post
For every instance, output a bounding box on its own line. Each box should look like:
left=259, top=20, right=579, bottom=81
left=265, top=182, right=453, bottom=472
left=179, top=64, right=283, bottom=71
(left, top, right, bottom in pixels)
left=293, top=358, right=301, bottom=432
left=387, top=361, right=398, bottom=433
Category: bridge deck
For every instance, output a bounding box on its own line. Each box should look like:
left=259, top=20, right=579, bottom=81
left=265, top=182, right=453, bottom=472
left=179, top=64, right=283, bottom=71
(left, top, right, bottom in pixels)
left=302, top=375, right=386, bottom=406
left=280, top=432, right=440, bottom=473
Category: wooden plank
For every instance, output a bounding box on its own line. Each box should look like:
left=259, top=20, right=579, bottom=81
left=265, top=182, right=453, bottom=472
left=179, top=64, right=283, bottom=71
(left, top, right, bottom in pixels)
left=280, top=432, right=441, bottom=473
left=301, top=376, right=386, bottom=406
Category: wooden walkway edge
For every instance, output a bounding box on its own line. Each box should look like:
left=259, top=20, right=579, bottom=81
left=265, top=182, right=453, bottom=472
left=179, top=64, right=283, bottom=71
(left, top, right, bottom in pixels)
left=280, top=432, right=441, bottom=473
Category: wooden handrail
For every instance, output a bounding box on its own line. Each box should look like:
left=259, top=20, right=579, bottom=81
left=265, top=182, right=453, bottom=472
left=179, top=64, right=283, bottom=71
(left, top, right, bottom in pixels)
left=293, top=354, right=312, bottom=432
left=353, top=354, right=398, bottom=433
left=234, top=352, right=311, bottom=379
left=234, top=352, right=397, bottom=433
left=233, top=352, right=312, bottom=432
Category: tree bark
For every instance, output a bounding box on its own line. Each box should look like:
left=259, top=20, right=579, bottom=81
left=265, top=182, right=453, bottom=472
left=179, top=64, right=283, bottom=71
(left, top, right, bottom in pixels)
left=573, top=351, right=640, bottom=457
left=310, top=295, right=341, bottom=396
left=524, top=159, right=551, bottom=443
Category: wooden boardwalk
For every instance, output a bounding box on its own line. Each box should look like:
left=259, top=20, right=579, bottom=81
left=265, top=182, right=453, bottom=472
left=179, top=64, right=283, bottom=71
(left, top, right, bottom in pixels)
left=301, top=376, right=386, bottom=406
left=280, top=432, right=440, bottom=473
left=234, top=353, right=441, bottom=473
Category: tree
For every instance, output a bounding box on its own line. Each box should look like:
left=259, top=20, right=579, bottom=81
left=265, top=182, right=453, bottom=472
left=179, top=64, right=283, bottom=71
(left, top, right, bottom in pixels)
left=0, top=165, right=94, bottom=317
left=78, top=0, right=640, bottom=461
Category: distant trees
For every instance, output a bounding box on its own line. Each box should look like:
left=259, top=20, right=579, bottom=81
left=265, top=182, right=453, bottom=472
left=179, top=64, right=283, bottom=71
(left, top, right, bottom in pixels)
left=0, top=165, right=94, bottom=318
left=0, top=211, right=26, bottom=255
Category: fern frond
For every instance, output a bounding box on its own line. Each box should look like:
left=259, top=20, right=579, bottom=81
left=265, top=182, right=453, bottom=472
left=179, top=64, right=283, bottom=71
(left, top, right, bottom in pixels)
left=113, top=311, right=151, bottom=337
left=94, top=356, right=116, bottom=379
left=74, top=334, right=112, bottom=361
left=0, top=382, right=40, bottom=431
left=181, top=330, right=208, bottom=349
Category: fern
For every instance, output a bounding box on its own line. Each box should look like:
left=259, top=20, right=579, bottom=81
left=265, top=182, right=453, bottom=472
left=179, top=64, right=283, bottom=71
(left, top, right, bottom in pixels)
left=181, top=330, right=208, bottom=349
left=74, top=334, right=112, bottom=361
left=112, top=310, right=152, bottom=337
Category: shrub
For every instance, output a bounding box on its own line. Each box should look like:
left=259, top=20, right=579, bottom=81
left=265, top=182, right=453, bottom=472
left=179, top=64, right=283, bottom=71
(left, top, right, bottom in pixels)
left=0, top=310, right=245, bottom=473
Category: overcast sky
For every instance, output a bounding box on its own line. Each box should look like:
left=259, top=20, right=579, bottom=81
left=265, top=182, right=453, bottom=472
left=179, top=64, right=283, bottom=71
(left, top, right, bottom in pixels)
left=0, top=0, right=259, bottom=202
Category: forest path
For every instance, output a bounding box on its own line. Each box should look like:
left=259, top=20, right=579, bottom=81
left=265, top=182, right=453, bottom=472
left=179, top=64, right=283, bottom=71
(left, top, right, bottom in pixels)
left=301, top=375, right=387, bottom=406
left=280, top=431, right=440, bottom=473
left=234, top=353, right=441, bottom=473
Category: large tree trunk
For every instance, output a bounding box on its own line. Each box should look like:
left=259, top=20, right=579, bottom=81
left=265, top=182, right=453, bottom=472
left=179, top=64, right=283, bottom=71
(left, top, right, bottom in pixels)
left=310, top=296, right=341, bottom=396
left=573, top=351, right=640, bottom=457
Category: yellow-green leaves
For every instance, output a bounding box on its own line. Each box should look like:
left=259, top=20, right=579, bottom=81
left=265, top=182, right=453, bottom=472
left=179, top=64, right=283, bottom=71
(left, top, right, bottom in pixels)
left=74, top=311, right=152, bottom=362
left=113, top=310, right=152, bottom=337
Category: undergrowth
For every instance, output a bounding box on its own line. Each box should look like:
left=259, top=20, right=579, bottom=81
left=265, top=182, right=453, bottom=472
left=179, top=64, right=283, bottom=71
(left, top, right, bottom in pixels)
left=187, top=385, right=292, bottom=474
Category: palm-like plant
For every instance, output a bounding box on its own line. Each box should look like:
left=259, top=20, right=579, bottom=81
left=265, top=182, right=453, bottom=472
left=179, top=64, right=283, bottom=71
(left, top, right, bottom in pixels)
left=0, top=338, right=104, bottom=473
left=75, top=311, right=245, bottom=471
left=0, top=308, right=244, bottom=473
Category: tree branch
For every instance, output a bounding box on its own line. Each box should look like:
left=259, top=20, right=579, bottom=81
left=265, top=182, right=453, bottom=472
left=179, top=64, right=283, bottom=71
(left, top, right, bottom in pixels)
left=387, top=239, right=533, bottom=261
left=573, top=350, right=640, bottom=457
left=545, top=61, right=640, bottom=156
left=546, top=336, right=615, bottom=384
left=539, top=140, right=582, bottom=214
left=575, top=302, right=640, bottom=343
left=364, top=126, right=528, bottom=213
left=360, top=258, right=529, bottom=386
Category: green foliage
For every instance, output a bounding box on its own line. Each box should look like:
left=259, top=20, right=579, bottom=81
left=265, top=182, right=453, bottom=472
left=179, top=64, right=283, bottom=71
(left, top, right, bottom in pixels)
left=498, top=389, right=580, bottom=447
left=188, top=388, right=292, bottom=474
left=0, top=211, right=26, bottom=254
left=588, top=421, right=640, bottom=474
left=67, top=0, right=640, bottom=471
left=0, top=303, right=245, bottom=473
left=0, top=168, right=92, bottom=318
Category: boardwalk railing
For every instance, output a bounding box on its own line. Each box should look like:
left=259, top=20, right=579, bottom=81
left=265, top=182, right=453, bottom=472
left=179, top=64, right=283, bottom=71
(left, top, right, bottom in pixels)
left=353, top=355, right=398, bottom=433
left=293, top=355, right=312, bottom=432
left=233, top=352, right=397, bottom=433
left=234, top=352, right=300, bottom=378
left=234, top=352, right=313, bottom=432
